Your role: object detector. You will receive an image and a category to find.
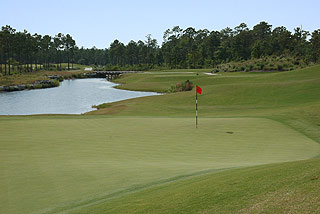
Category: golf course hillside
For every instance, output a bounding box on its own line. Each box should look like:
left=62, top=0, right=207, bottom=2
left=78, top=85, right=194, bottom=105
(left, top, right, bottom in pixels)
left=1, top=65, right=320, bottom=213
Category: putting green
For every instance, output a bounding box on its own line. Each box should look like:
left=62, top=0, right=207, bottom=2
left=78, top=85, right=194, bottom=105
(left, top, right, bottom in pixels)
left=0, top=117, right=319, bottom=214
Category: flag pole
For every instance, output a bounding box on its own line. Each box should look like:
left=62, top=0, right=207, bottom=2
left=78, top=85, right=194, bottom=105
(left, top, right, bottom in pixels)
left=196, top=85, right=198, bottom=128
left=195, top=73, right=199, bottom=129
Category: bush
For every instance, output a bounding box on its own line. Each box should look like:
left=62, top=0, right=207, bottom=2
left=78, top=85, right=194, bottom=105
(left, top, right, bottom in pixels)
left=183, top=80, right=193, bottom=91
left=277, top=64, right=283, bottom=71
left=211, top=56, right=309, bottom=73
left=52, top=80, right=60, bottom=87
left=92, top=103, right=111, bottom=109
left=34, top=84, right=42, bottom=89
left=168, top=80, right=193, bottom=93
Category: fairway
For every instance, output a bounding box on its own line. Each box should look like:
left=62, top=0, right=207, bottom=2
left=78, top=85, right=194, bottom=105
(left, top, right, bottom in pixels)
left=1, top=116, right=319, bottom=214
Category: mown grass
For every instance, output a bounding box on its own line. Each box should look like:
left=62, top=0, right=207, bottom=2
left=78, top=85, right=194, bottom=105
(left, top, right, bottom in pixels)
left=109, top=65, right=320, bottom=113
left=91, top=65, right=320, bottom=143
left=1, top=64, right=320, bottom=213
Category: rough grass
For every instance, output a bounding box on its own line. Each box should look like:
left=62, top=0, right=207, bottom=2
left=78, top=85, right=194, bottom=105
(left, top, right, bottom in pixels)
left=214, top=56, right=309, bottom=72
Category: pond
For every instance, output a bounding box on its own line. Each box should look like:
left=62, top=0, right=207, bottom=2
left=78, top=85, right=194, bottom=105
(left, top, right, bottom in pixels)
left=0, top=78, right=159, bottom=115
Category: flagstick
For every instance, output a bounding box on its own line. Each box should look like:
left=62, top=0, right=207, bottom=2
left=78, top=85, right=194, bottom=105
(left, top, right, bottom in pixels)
left=196, top=86, right=198, bottom=128
left=195, top=73, right=199, bottom=129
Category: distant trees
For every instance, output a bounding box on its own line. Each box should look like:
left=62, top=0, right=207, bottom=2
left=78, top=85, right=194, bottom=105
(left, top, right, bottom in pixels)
left=1, top=22, right=320, bottom=75
left=0, top=25, right=16, bottom=75
left=41, top=35, right=52, bottom=70
left=0, top=26, right=76, bottom=75
left=72, top=36, right=162, bottom=70
left=310, top=30, right=320, bottom=62
left=159, top=22, right=320, bottom=68
left=63, top=34, right=76, bottom=70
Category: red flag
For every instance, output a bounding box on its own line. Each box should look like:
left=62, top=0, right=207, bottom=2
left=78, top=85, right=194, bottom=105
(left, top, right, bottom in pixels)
left=196, top=85, right=202, bottom=94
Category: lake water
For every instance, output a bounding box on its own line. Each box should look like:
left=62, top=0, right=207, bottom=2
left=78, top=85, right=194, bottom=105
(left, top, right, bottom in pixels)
left=0, top=78, right=158, bottom=115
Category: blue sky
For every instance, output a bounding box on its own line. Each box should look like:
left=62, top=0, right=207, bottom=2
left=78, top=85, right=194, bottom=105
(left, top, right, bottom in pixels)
left=1, top=0, right=320, bottom=48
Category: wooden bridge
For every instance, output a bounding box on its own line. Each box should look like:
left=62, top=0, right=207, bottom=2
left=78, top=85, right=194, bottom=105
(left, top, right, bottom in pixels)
left=93, top=71, right=140, bottom=80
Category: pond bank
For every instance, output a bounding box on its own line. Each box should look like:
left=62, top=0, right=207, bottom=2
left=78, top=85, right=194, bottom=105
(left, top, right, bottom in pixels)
left=0, top=71, right=140, bottom=92
left=0, top=79, right=59, bottom=92
left=0, top=73, right=86, bottom=92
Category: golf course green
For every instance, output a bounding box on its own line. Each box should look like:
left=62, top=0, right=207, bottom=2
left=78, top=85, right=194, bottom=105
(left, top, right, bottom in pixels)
left=1, top=65, right=320, bottom=213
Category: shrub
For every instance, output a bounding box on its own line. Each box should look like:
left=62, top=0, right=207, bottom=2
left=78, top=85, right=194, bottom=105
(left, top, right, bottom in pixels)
left=92, top=103, right=111, bottom=109
left=208, top=56, right=308, bottom=73
left=167, top=85, right=177, bottom=93
left=277, top=64, right=283, bottom=71
left=34, top=84, right=42, bottom=89
left=52, top=80, right=60, bottom=87
left=183, top=80, right=193, bottom=91
left=168, top=80, right=193, bottom=93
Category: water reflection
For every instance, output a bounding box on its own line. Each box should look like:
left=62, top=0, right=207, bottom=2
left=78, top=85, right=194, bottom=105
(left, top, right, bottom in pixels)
left=0, top=79, right=158, bottom=115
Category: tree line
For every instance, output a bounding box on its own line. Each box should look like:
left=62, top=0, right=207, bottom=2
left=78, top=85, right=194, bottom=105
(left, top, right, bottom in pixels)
left=1, top=22, right=320, bottom=75
left=0, top=25, right=76, bottom=75
left=161, top=22, right=320, bottom=69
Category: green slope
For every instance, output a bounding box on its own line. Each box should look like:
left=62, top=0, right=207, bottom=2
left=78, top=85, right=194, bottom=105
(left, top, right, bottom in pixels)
left=68, top=158, right=320, bottom=214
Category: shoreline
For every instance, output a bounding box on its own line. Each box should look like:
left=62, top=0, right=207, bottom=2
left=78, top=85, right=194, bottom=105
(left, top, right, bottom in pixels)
left=0, top=77, right=159, bottom=116
left=0, top=69, right=95, bottom=92
left=0, top=74, right=87, bottom=92
left=0, top=71, right=139, bottom=92
left=0, top=79, right=60, bottom=92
